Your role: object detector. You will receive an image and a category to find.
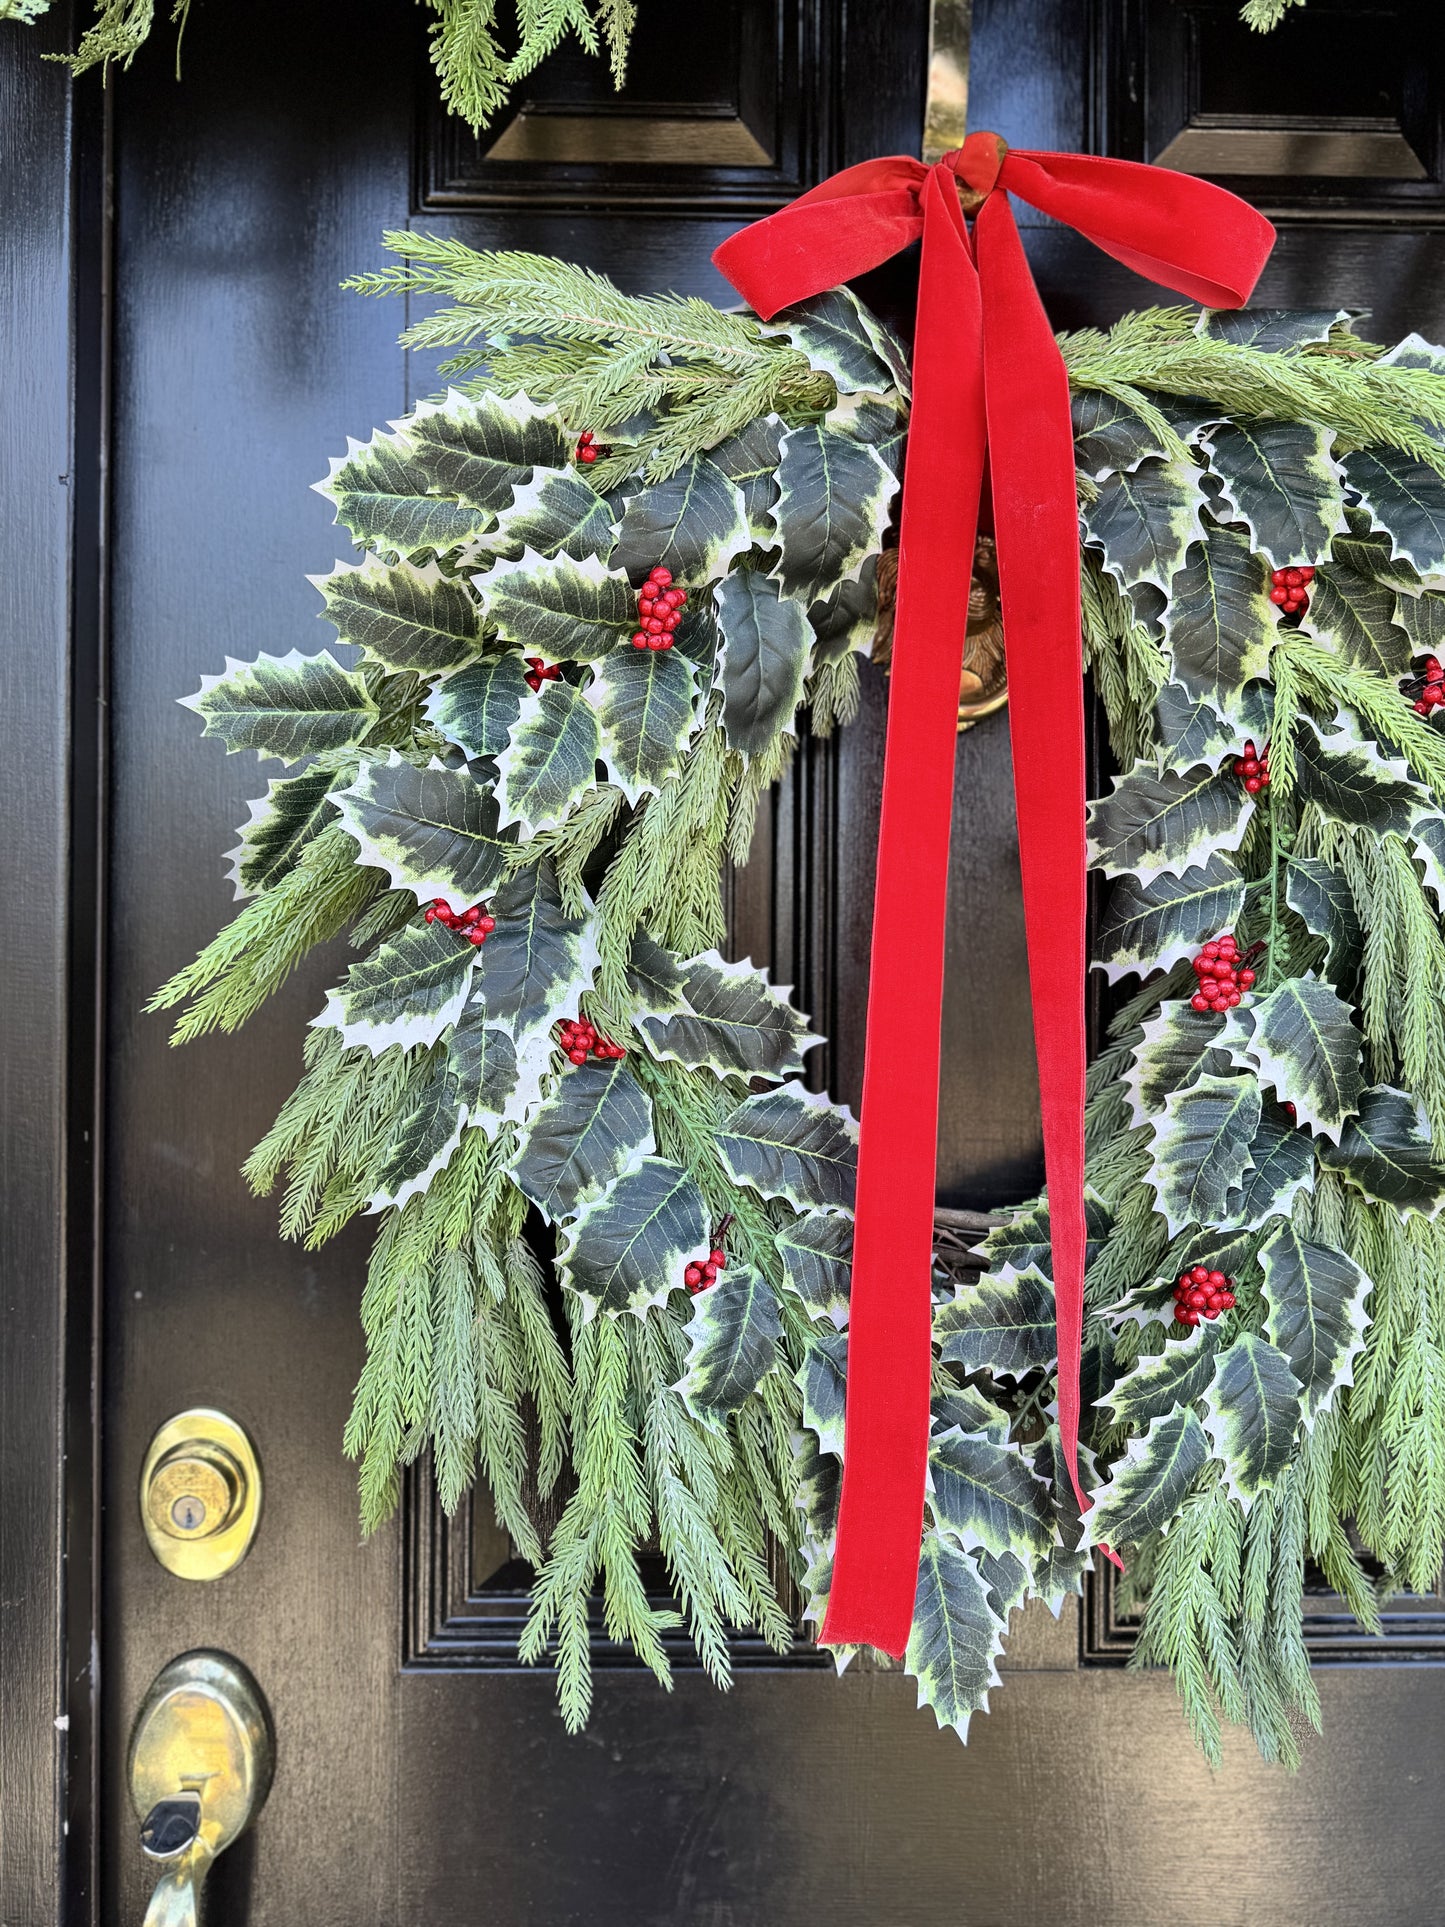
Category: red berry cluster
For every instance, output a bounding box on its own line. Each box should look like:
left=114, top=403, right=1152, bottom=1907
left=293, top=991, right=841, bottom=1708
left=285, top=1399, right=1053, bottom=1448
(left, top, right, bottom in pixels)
left=630, top=567, right=687, bottom=652
left=1189, top=932, right=1257, bottom=1012
left=1173, top=1265, right=1237, bottom=1326
left=1269, top=564, right=1314, bottom=615
left=557, top=1015, right=626, bottom=1066
left=524, top=656, right=561, bottom=694
left=1232, top=738, right=1270, bottom=794
left=684, top=1219, right=734, bottom=1295
left=1407, top=655, right=1445, bottom=717
left=425, top=899, right=495, bottom=947
left=574, top=429, right=611, bottom=465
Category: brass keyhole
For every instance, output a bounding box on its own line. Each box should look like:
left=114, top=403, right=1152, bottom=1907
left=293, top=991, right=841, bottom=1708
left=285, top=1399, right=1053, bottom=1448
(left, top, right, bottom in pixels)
left=140, top=1411, right=261, bottom=1580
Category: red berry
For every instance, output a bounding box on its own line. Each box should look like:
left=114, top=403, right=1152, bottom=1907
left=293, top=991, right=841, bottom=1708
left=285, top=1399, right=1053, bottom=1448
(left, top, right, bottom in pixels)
left=1202, top=1305, right=1220, bottom=1320
left=468, top=930, right=487, bottom=946
left=568, top=1049, right=588, bottom=1065
left=478, top=916, right=495, bottom=934
left=1179, top=1307, right=1200, bottom=1326
left=632, top=634, right=649, bottom=650
left=685, top=1264, right=703, bottom=1287
left=1238, top=968, right=1255, bottom=988
left=579, top=446, right=597, bottom=463
left=1191, top=993, right=1209, bottom=1011
left=649, top=566, right=672, bottom=586
left=1299, top=566, right=1315, bottom=583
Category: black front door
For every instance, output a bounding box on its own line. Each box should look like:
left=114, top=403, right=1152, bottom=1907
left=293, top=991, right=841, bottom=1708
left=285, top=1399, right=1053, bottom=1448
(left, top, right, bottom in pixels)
left=6, top=0, right=1445, bottom=1920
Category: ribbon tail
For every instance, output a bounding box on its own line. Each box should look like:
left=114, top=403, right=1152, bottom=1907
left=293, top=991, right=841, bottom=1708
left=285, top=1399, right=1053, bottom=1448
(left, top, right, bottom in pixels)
left=974, top=193, right=1093, bottom=1527
left=820, top=171, right=987, bottom=1658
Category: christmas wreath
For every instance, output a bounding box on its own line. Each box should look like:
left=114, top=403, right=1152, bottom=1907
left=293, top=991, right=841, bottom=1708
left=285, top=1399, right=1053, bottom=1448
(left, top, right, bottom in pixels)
left=153, top=213, right=1445, bottom=1763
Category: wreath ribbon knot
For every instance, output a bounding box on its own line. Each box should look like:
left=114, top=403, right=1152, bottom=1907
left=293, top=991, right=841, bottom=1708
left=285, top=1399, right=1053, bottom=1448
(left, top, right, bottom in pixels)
left=714, top=134, right=1276, bottom=1656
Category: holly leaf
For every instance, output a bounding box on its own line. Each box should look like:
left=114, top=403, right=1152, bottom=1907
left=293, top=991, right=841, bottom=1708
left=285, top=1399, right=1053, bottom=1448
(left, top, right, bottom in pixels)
left=1293, top=720, right=1428, bottom=836
left=1085, top=1407, right=1209, bottom=1548
left=715, top=1082, right=858, bottom=1210
left=317, top=920, right=477, bottom=1054
left=1081, top=456, right=1207, bottom=594
left=475, top=548, right=635, bottom=660
left=1232, top=975, right=1364, bottom=1141
left=586, top=646, right=697, bottom=803
left=797, top=1329, right=848, bottom=1458
left=1303, top=562, right=1412, bottom=678
left=181, top=649, right=377, bottom=765
left=1200, top=1333, right=1302, bottom=1509
left=933, top=1385, right=1012, bottom=1446
left=676, top=1266, right=784, bottom=1419
left=776, top=1209, right=852, bottom=1328
left=1099, top=1324, right=1226, bottom=1431
left=314, top=425, right=493, bottom=556
left=445, top=1001, right=524, bottom=1126
left=927, top=1428, right=1055, bottom=1559
left=1146, top=1070, right=1261, bottom=1236
left=1122, top=999, right=1250, bottom=1129
left=808, top=561, right=879, bottom=665
left=1153, top=682, right=1237, bottom=766
left=1317, top=1083, right=1445, bottom=1214
left=485, top=468, right=615, bottom=565
left=332, top=753, right=513, bottom=906
left=933, top=1268, right=1056, bottom=1379
left=636, top=951, right=820, bottom=1081
left=1087, top=760, right=1250, bottom=884
left=367, top=1050, right=467, bottom=1212
left=1030, top=1428, right=1095, bottom=1614
left=1396, top=589, right=1445, bottom=657
left=405, top=389, right=566, bottom=513
left=624, top=930, right=689, bottom=1015
left=558, top=1156, right=709, bottom=1319
left=834, top=394, right=907, bottom=474
left=709, top=414, right=784, bottom=540
left=1072, top=390, right=1175, bottom=479
left=1202, top=420, right=1347, bottom=568
left=466, top=860, right=597, bottom=1045
left=1162, top=522, right=1277, bottom=708
left=1197, top=307, right=1359, bottom=351
left=1234, top=1099, right=1315, bottom=1230
left=225, top=763, right=338, bottom=898
left=1344, top=446, right=1445, bottom=578
left=715, top=568, right=813, bottom=757
left=971, top=1191, right=1113, bottom=1283
left=425, top=652, right=532, bottom=762
left=772, top=426, right=897, bottom=606
left=1285, top=857, right=1363, bottom=987
left=671, top=590, right=722, bottom=684
left=511, top=1056, right=654, bottom=1220
left=314, top=556, right=480, bottom=675
left=1259, top=1221, right=1371, bottom=1427
left=1329, top=524, right=1422, bottom=592
left=1093, top=851, right=1247, bottom=983
left=759, top=286, right=908, bottom=395
left=612, top=455, right=751, bottom=587
left=492, top=677, right=601, bottom=836
left=903, top=1531, right=1007, bottom=1742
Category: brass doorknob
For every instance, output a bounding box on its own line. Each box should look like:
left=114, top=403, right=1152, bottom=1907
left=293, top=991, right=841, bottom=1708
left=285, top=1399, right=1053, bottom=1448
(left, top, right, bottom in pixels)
left=140, top=1411, right=261, bottom=1580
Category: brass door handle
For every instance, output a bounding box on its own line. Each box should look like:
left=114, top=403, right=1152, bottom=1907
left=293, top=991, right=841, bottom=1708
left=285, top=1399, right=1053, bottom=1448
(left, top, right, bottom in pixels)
left=129, top=1652, right=273, bottom=1927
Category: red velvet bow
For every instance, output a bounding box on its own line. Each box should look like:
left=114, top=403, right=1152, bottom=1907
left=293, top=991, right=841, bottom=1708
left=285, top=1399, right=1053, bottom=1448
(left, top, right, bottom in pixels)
left=713, top=136, right=1273, bottom=1657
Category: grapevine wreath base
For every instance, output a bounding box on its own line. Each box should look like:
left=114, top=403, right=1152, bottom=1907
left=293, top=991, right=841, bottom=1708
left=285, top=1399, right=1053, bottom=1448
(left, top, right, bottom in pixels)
left=154, top=234, right=1445, bottom=1763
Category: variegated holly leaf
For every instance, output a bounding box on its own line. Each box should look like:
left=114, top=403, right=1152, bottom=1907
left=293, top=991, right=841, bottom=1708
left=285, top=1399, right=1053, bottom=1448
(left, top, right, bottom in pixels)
left=1146, top=1070, right=1261, bottom=1236
left=1122, top=999, right=1250, bottom=1129
left=466, top=860, right=597, bottom=1044
left=1379, top=332, right=1445, bottom=374
left=612, top=455, right=751, bottom=586
left=1197, top=307, right=1358, bottom=351
left=1087, top=760, right=1250, bottom=884
left=1230, top=976, right=1363, bottom=1142
left=1099, top=1323, right=1226, bottom=1431
left=933, top=1268, right=1056, bottom=1379
left=1410, top=814, right=1445, bottom=912
left=793, top=1423, right=841, bottom=1548
left=933, top=1384, right=1011, bottom=1445
left=317, top=920, right=478, bottom=1053
left=1234, top=1099, right=1315, bottom=1230
left=671, top=591, right=722, bottom=683
left=368, top=1051, right=467, bottom=1211
left=484, top=468, right=615, bottom=565
left=1162, top=522, right=1277, bottom=707
left=314, top=556, right=480, bottom=675
left=1285, top=856, right=1363, bottom=987
left=405, top=389, right=566, bottom=512
left=834, top=394, right=907, bottom=474
left=332, top=754, right=513, bottom=906
left=492, top=678, right=601, bottom=836
left=1293, top=720, right=1429, bottom=835
left=558, top=1156, right=709, bottom=1320
left=1072, top=390, right=1175, bottom=480
left=511, top=1057, right=654, bottom=1220
left=708, top=414, right=784, bottom=539
left=1259, top=1221, right=1371, bottom=1428
left=676, top=1265, right=784, bottom=1419
left=970, top=1190, right=1113, bottom=1282
left=425, top=652, right=532, bottom=762
left=760, top=286, right=909, bottom=395
left=1397, top=589, right=1445, bottom=657
left=1030, top=1428, right=1094, bottom=1614
left=772, top=426, right=898, bottom=607
left=808, top=561, right=879, bottom=664
left=1202, top=420, right=1347, bottom=568
left=445, top=1000, right=523, bottom=1126
left=181, top=650, right=377, bottom=765
left=1093, top=851, right=1247, bottom=982
left=225, top=763, right=338, bottom=897
left=1330, top=522, right=1423, bottom=591
left=624, top=930, right=688, bottom=1015
left=475, top=548, right=635, bottom=660
left=1081, top=456, right=1207, bottom=593
left=1153, top=683, right=1237, bottom=766
left=1086, top=1407, right=1209, bottom=1548
left=777, top=1209, right=852, bottom=1328
left=927, top=1428, right=1054, bottom=1559
left=976, top=1549, right=1031, bottom=1620
left=1317, top=1083, right=1445, bottom=1214
left=903, top=1530, right=1007, bottom=1741
left=797, top=1329, right=848, bottom=1458
left=1200, top=1333, right=1302, bottom=1508
left=716, top=568, right=813, bottom=757
left=637, top=951, right=819, bottom=1081
left=1303, top=562, right=1412, bottom=678
left=1343, top=446, right=1445, bottom=577
left=314, top=425, right=493, bottom=556
left=586, top=646, right=697, bottom=803
left=716, top=1083, right=858, bottom=1210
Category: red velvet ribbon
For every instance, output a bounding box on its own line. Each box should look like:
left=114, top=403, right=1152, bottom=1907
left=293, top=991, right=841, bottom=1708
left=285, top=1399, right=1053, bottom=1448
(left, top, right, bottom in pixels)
left=714, top=136, right=1273, bottom=1656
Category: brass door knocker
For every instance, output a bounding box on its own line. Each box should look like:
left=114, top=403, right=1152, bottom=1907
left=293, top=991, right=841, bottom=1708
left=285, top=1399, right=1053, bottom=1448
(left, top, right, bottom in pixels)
left=870, top=537, right=1008, bottom=730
